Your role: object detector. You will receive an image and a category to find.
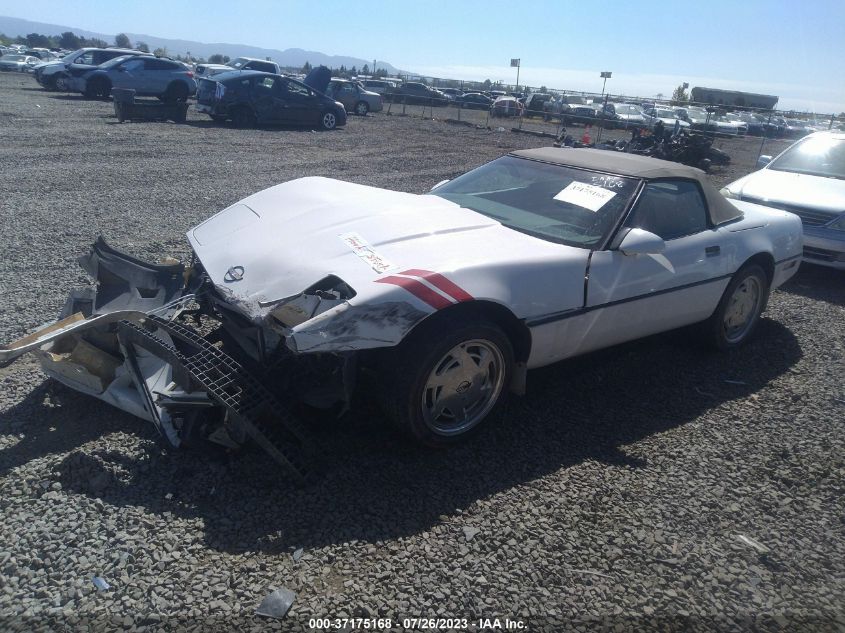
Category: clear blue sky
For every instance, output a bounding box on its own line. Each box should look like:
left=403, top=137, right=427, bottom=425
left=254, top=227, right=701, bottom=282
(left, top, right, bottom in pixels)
left=1, top=0, right=843, bottom=112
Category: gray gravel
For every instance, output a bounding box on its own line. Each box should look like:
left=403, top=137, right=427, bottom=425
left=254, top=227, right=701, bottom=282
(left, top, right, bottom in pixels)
left=1, top=72, right=844, bottom=632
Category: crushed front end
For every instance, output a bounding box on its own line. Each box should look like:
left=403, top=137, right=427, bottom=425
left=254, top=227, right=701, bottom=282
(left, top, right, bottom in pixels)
left=0, top=238, right=373, bottom=482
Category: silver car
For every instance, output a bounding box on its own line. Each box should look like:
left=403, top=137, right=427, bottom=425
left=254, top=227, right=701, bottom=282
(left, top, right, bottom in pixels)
left=0, top=54, right=40, bottom=72
left=721, top=130, right=845, bottom=269
left=326, top=79, right=383, bottom=115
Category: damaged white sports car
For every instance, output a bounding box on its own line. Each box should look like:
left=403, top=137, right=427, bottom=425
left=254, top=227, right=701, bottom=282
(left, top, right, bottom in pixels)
left=1, top=149, right=802, bottom=479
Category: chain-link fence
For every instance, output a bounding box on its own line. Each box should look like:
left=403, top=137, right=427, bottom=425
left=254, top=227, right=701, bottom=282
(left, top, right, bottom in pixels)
left=376, top=82, right=843, bottom=176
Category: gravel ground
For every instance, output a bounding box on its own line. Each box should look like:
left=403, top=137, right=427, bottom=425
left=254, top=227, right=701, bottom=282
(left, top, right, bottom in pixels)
left=1, top=72, right=844, bottom=632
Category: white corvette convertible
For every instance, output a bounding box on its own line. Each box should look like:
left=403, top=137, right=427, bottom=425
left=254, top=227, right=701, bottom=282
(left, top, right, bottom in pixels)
left=1, top=148, right=802, bottom=478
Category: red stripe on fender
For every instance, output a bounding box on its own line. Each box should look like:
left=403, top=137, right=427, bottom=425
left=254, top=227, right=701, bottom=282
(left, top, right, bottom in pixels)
left=376, top=276, right=453, bottom=310
left=400, top=269, right=473, bottom=302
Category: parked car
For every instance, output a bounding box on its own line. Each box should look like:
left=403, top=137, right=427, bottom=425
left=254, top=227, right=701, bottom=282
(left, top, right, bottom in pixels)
left=643, top=107, right=692, bottom=132
left=195, top=70, right=347, bottom=129
left=0, top=54, right=40, bottom=72
left=491, top=96, right=523, bottom=117
left=728, top=111, right=778, bottom=137
left=390, top=82, right=448, bottom=105
left=34, top=47, right=148, bottom=90
left=685, top=106, right=716, bottom=132
left=455, top=92, right=493, bottom=110
left=710, top=114, right=747, bottom=137
left=600, top=103, right=647, bottom=128
left=227, top=57, right=281, bottom=74
left=436, top=87, right=464, bottom=102
left=0, top=148, right=802, bottom=467
left=784, top=119, right=815, bottom=138
left=325, top=78, right=382, bottom=115
left=361, top=79, right=397, bottom=95
left=543, top=94, right=587, bottom=122
left=721, top=130, right=845, bottom=269
left=195, top=57, right=282, bottom=81
left=567, top=104, right=602, bottom=126
left=523, top=93, right=552, bottom=118
left=68, top=55, right=196, bottom=101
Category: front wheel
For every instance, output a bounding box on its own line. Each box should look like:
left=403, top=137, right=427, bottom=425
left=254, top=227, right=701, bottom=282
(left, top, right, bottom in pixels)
left=54, top=74, right=69, bottom=91
left=703, top=263, right=769, bottom=350
left=379, top=319, right=514, bottom=446
left=320, top=111, right=338, bottom=130
left=85, top=77, right=111, bottom=99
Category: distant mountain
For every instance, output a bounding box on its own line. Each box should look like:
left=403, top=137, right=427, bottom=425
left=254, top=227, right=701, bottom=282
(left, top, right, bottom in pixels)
left=0, top=16, right=400, bottom=73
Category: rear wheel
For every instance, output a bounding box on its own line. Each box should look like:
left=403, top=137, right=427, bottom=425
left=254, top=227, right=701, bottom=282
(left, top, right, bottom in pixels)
left=354, top=101, right=369, bottom=116
left=379, top=318, right=513, bottom=446
left=232, top=107, right=256, bottom=129
left=703, top=263, right=769, bottom=350
left=320, top=111, right=338, bottom=130
left=163, top=81, right=189, bottom=103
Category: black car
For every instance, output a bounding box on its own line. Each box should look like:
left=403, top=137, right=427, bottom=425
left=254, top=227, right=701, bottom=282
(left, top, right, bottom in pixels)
left=523, top=93, right=552, bottom=118
left=455, top=92, right=493, bottom=110
left=389, top=82, right=447, bottom=105
left=195, top=71, right=347, bottom=130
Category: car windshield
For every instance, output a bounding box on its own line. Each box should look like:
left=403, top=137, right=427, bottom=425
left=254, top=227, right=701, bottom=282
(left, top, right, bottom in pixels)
left=3, top=55, right=25, bottom=61
left=656, top=109, right=675, bottom=118
left=429, top=156, right=640, bottom=248
left=769, top=136, right=845, bottom=179
left=616, top=105, right=641, bottom=115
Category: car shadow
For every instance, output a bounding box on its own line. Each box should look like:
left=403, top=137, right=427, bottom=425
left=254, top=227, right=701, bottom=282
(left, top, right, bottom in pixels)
left=779, top=263, right=845, bottom=306
left=47, top=94, right=90, bottom=101
left=180, top=120, right=342, bottom=132
left=0, top=318, right=801, bottom=553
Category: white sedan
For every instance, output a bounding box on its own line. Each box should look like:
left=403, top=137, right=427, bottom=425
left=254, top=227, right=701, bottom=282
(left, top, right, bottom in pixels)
left=1, top=149, right=803, bottom=476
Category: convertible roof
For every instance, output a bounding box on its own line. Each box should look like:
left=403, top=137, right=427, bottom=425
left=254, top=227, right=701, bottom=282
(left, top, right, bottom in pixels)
left=510, top=147, right=743, bottom=225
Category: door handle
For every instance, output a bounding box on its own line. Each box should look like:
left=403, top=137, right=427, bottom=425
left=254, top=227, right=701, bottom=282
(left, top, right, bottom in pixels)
left=705, top=245, right=721, bottom=257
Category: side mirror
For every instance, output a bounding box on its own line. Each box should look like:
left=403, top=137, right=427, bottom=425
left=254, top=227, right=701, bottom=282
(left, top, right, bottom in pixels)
left=615, top=228, right=666, bottom=256
left=430, top=179, right=450, bottom=191
left=756, top=155, right=772, bottom=168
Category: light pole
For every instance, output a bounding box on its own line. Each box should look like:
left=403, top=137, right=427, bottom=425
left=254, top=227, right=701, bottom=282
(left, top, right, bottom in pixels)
left=598, top=72, right=612, bottom=143
left=600, top=71, right=612, bottom=99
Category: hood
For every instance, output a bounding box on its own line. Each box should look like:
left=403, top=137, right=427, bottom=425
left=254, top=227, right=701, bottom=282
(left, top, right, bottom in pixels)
left=728, top=169, right=845, bottom=213
left=187, top=177, right=584, bottom=312
left=303, top=65, right=331, bottom=94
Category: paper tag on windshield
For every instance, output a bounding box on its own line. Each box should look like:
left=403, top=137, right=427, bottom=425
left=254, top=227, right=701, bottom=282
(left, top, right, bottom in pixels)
left=553, top=182, right=617, bottom=212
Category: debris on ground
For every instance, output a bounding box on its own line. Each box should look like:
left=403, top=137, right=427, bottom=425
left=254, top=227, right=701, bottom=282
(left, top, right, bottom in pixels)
left=255, top=587, right=296, bottom=619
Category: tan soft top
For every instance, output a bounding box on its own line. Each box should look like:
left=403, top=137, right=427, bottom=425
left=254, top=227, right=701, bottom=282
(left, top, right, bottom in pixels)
left=510, top=147, right=743, bottom=225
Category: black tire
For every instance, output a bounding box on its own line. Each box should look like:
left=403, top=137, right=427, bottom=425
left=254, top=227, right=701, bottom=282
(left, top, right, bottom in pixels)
left=378, top=317, right=514, bottom=447
left=702, top=263, right=770, bottom=351
left=320, top=110, right=338, bottom=130
left=232, top=107, right=256, bottom=129
left=85, top=76, right=111, bottom=100
left=54, top=74, right=69, bottom=91
left=163, top=81, right=189, bottom=103
left=354, top=101, right=369, bottom=116
left=42, top=74, right=57, bottom=90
